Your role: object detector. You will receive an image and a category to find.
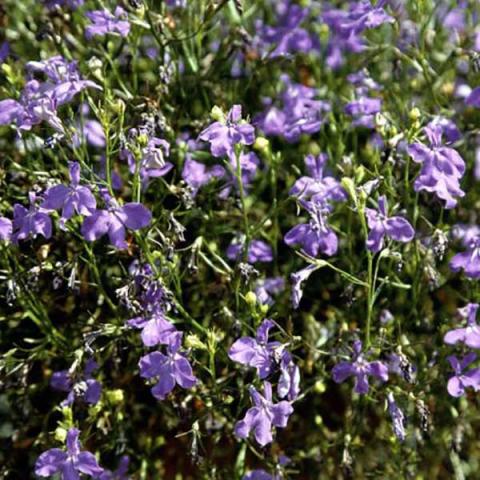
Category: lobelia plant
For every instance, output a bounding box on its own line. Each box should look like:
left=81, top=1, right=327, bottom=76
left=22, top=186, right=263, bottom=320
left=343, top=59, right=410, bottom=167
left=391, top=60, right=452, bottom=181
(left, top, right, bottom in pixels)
left=3, top=0, right=480, bottom=478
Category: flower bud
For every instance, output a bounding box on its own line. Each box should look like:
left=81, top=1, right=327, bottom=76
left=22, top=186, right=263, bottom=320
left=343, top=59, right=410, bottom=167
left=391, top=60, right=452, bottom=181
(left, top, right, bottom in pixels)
left=245, top=291, right=257, bottom=307
left=253, top=137, right=269, bottom=151
left=185, top=334, right=207, bottom=350
left=210, top=105, right=225, bottom=123
left=409, top=107, right=421, bottom=121
left=54, top=427, right=67, bottom=443
left=88, top=56, right=104, bottom=82
left=106, top=389, right=124, bottom=405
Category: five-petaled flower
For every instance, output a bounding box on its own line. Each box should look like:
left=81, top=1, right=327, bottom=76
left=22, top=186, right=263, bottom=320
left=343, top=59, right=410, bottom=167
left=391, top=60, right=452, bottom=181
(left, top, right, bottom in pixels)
left=35, top=428, right=103, bottom=479
left=332, top=340, right=389, bottom=394
left=50, top=358, right=102, bottom=407
left=128, top=314, right=177, bottom=347
left=139, top=332, right=197, bottom=400
left=234, top=381, right=293, bottom=446
left=0, top=216, right=12, bottom=242
left=42, top=162, right=96, bottom=228
left=289, top=153, right=346, bottom=204
left=85, top=7, right=130, bottom=39
left=365, top=195, right=415, bottom=253
left=449, top=234, right=480, bottom=279
left=12, top=192, right=52, bottom=243
left=229, top=319, right=281, bottom=379
left=198, top=105, right=255, bottom=160
left=284, top=201, right=338, bottom=257
left=81, top=190, right=151, bottom=249
left=444, top=303, right=480, bottom=348
left=407, top=124, right=466, bottom=209
left=446, top=353, right=480, bottom=397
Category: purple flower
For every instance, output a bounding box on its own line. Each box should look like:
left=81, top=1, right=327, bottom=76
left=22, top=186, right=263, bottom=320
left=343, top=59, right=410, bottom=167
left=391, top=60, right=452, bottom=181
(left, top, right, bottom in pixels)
left=255, top=76, right=331, bottom=142
left=234, top=381, right=293, bottom=447
left=0, top=41, right=10, bottom=64
left=255, top=277, right=285, bottom=306
left=278, top=350, right=300, bottom=401
left=447, top=353, right=480, bottom=397
left=229, top=319, right=281, bottom=379
left=0, top=81, right=63, bottom=132
left=120, top=262, right=179, bottom=343
left=35, top=428, right=103, bottom=479
left=26, top=56, right=100, bottom=106
left=291, top=264, right=317, bottom=309
left=50, top=358, right=102, bottom=406
left=451, top=224, right=480, bottom=246
left=450, top=235, right=480, bottom=279
left=227, top=238, right=273, bottom=263
left=322, top=8, right=365, bottom=69
left=122, top=137, right=174, bottom=183
left=444, top=303, right=480, bottom=348
left=43, top=0, right=84, bottom=9
left=81, top=191, right=151, bottom=249
left=344, top=96, right=382, bottom=129
left=428, top=117, right=461, bottom=144
left=466, top=87, right=480, bottom=107
left=128, top=314, right=177, bottom=347
left=289, top=154, right=346, bottom=204
left=332, top=340, right=388, bottom=394
left=321, top=0, right=393, bottom=70
left=284, top=202, right=338, bottom=257
left=340, top=0, right=394, bottom=35
left=219, top=151, right=260, bottom=198
left=0, top=217, right=12, bottom=242
left=407, top=124, right=465, bottom=209
left=165, top=0, right=187, bottom=7
left=365, top=195, right=414, bottom=252
left=181, top=159, right=225, bottom=196
left=99, top=456, right=129, bottom=480
left=74, top=120, right=106, bottom=148
left=243, top=470, right=278, bottom=480
left=42, top=162, right=96, bottom=227
left=475, top=31, right=480, bottom=52
left=199, top=105, right=255, bottom=159
left=0, top=57, right=100, bottom=132
left=257, top=2, right=317, bottom=58
left=85, top=7, right=130, bottom=39
left=229, top=320, right=300, bottom=400
left=387, top=392, right=406, bottom=441
left=12, top=193, right=52, bottom=243
left=139, top=332, right=197, bottom=400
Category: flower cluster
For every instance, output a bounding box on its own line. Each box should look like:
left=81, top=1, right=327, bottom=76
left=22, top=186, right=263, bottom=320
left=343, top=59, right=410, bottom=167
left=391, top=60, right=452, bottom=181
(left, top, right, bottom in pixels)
left=0, top=56, right=100, bottom=132
left=444, top=304, right=480, bottom=397
left=255, top=75, right=331, bottom=142
left=5, top=0, right=480, bottom=477
left=408, top=123, right=466, bottom=209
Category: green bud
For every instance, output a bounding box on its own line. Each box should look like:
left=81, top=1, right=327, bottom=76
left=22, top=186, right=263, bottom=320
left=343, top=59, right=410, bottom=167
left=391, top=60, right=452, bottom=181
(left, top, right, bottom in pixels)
left=253, top=137, right=269, bottom=151
left=341, top=177, right=357, bottom=204
left=210, top=105, right=225, bottom=123
left=106, top=389, right=124, bottom=405
left=309, top=142, right=321, bottom=156
left=185, top=334, right=207, bottom=350
left=112, top=99, right=126, bottom=115
left=409, top=107, right=421, bottom=121
left=54, top=427, right=67, bottom=443
left=354, top=166, right=365, bottom=183
left=137, top=133, right=149, bottom=148
left=245, top=291, right=257, bottom=307
left=314, top=380, right=326, bottom=393
left=260, top=304, right=269, bottom=315
left=87, top=56, right=104, bottom=82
